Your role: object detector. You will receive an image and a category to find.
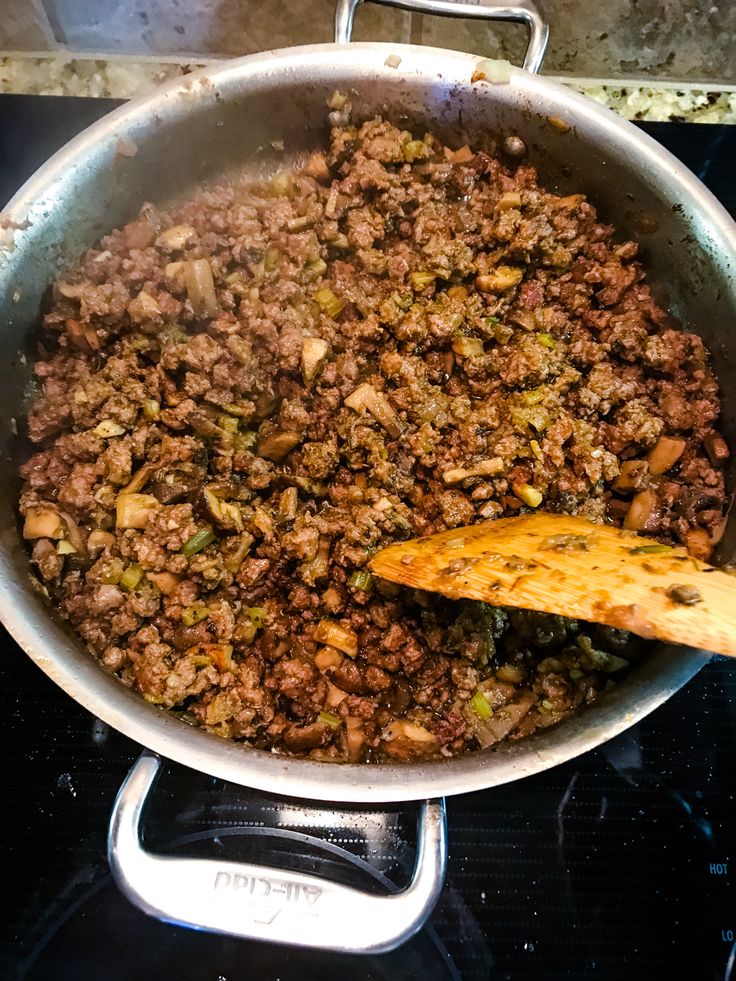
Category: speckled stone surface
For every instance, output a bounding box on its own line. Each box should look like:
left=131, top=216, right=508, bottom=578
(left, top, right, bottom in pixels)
left=3, top=0, right=736, bottom=82
left=1, top=53, right=734, bottom=123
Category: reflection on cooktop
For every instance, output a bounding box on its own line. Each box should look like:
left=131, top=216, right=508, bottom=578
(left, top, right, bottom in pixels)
left=1, top=100, right=735, bottom=981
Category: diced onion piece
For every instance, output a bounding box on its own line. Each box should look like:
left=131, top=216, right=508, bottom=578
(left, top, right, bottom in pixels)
left=186, top=642, right=234, bottom=672
left=384, top=53, right=402, bottom=68
left=498, top=191, right=522, bottom=210
left=301, top=336, right=330, bottom=385
left=314, top=288, right=344, bottom=319
left=256, top=430, right=303, bottom=462
left=147, top=571, right=182, bottom=595
left=448, top=145, right=474, bottom=164
left=88, top=529, right=116, bottom=551
left=473, top=58, right=512, bottom=84
left=647, top=436, right=686, bottom=476
left=279, top=486, right=298, bottom=522
left=476, top=265, right=523, bottom=293
left=23, top=507, right=64, bottom=540
left=537, top=332, right=555, bottom=349
left=452, top=337, right=484, bottom=358
left=496, top=663, right=526, bottom=684
left=345, top=716, right=365, bottom=760
left=381, top=720, right=440, bottom=759
left=93, top=419, right=126, bottom=438
left=410, top=270, right=436, bottom=289
left=344, top=383, right=402, bottom=438
left=128, top=290, right=161, bottom=323
left=143, top=399, right=160, bottom=420
left=156, top=224, right=196, bottom=250
left=314, top=620, right=358, bottom=658
left=184, top=258, right=218, bottom=318
left=56, top=539, right=76, bottom=555
left=513, top=483, right=543, bottom=508
left=403, top=140, right=428, bottom=163
left=315, top=647, right=344, bottom=671
left=623, top=489, right=658, bottom=531
left=116, top=493, right=159, bottom=529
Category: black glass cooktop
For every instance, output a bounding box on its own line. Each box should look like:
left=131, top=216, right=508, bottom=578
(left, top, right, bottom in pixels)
left=1, top=96, right=735, bottom=981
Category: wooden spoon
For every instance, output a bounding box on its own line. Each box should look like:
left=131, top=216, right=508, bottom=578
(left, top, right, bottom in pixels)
left=369, top=512, right=736, bottom=657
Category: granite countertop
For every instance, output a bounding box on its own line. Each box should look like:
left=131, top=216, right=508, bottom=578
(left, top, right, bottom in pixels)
left=0, top=52, right=734, bottom=123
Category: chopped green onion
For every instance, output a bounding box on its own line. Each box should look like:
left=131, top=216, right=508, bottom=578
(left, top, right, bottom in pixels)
left=182, top=604, right=209, bottom=627
left=540, top=699, right=554, bottom=712
left=317, top=711, right=342, bottom=729
left=537, top=332, right=555, bottom=349
left=248, top=606, right=268, bottom=628
left=119, top=563, right=144, bottom=591
left=470, top=690, right=492, bottom=721
left=182, top=528, right=216, bottom=557
left=629, top=544, right=672, bottom=555
left=348, top=570, right=374, bottom=592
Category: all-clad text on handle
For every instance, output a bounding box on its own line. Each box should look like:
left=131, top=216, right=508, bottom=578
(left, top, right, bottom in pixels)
left=108, top=752, right=447, bottom=953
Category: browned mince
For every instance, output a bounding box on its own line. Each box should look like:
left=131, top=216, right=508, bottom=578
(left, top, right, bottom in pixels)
left=18, top=116, right=730, bottom=762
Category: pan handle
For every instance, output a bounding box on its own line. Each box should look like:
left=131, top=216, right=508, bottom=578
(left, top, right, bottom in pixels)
left=108, top=752, right=447, bottom=954
left=335, top=0, right=549, bottom=73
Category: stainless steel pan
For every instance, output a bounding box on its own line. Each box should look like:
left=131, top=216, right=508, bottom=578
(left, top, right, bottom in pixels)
left=1, top=0, right=734, bottom=953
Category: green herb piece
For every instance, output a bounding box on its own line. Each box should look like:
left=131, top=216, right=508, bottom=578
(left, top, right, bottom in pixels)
left=317, top=711, right=342, bottom=729
left=348, top=570, right=374, bottom=593
left=470, top=689, right=492, bottom=721
left=119, top=563, right=144, bottom=591
left=629, top=544, right=672, bottom=555
left=182, top=528, right=216, bottom=557
left=411, top=270, right=436, bottom=290
left=182, top=604, right=209, bottom=627
left=248, top=606, right=268, bottom=629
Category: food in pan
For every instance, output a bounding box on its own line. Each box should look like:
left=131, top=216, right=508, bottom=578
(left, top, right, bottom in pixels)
left=18, top=108, right=729, bottom=761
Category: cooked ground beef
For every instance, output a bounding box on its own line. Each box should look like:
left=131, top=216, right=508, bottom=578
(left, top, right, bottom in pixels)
left=18, top=113, right=730, bottom=762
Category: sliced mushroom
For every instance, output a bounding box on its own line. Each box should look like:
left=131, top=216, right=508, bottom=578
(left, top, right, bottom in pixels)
left=149, top=463, right=205, bottom=504
left=647, top=436, right=686, bottom=476
left=612, top=459, right=649, bottom=494
left=256, top=430, right=303, bottom=462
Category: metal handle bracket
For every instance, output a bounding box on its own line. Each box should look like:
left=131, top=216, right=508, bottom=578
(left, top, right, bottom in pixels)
left=108, top=752, right=447, bottom=954
left=335, top=0, right=549, bottom=73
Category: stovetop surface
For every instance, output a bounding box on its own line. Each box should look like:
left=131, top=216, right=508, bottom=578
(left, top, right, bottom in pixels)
left=1, top=96, right=735, bottom=981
